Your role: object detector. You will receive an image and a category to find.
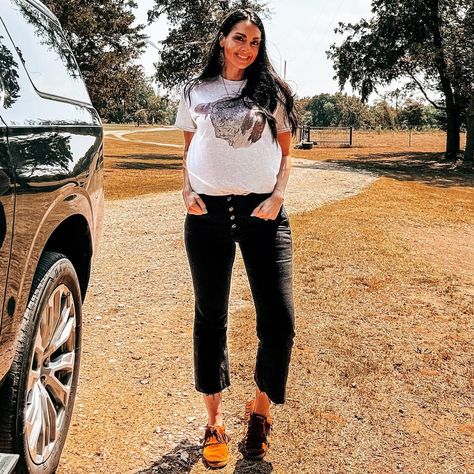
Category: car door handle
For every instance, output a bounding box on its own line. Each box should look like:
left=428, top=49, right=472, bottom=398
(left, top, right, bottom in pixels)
left=0, top=170, right=12, bottom=195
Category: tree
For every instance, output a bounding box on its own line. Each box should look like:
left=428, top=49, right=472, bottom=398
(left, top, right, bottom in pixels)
left=0, top=41, right=20, bottom=108
left=134, top=109, right=148, bottom=127
left=460, top=4, right=474, bottom=164
left=306, top=94, right=337, bottom=127
left=298, top=92, right=445, bottom=130
left=466, top=94, right=474, bottom=164
left=386, top=97, right=442, bottom=130
left=328, top=0, right=472, bottom=161
left=44, top=0, right=147, bottom=120
left=398, top=99, right=426, bottom=129
left=371, top=100, right=397, bottom=129
left=304, top=93, right=374, bottom=128
left=146, top=95, right=177, bottom=125
left=294, top=97, right=311, bottom=126
left=147, top=0, right=269, bottom=89
left=333, top=93, right=374, bottom=128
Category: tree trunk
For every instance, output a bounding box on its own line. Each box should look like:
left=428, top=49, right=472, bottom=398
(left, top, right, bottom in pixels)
left=431, top=0, right=461, bottom=159
left=465, top=92, right=474, bottom=165
left=445, top=103, right=461, bottom=160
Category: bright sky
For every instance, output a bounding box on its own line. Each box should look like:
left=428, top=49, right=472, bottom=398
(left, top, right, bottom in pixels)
left=135, top=0, right=374, bottom=98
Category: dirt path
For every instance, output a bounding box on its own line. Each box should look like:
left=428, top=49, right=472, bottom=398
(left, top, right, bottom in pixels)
left=104, top=127, right=183, bottom=148
left=58, top=160, right=377, bottom=473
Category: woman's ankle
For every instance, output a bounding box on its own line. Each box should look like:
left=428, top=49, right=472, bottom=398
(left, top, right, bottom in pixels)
left=253, top=389, right=271, bottom=418
left=204, top=392, right=224, bottom=426
left=207, top=415, right=224, bottom=426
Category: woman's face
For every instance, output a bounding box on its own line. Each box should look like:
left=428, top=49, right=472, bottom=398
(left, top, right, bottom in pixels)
left=219, top=20, right=262, bottom=72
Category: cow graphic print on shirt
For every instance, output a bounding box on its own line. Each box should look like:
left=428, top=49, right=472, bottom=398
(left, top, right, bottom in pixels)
left=195, top=97, right=266, bottom=149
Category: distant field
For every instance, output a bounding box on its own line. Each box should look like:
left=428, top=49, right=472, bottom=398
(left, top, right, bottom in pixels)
left=104, top=126, right=466, bottom=152
left=103, top=128, right=468, bottom=200
left=102, top=123, right=174, bottom=131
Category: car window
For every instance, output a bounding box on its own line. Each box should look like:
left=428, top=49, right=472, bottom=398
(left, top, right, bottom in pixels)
left=0, top=26, right=21, bottom=110
left=0, top=0, right=90, bottom=104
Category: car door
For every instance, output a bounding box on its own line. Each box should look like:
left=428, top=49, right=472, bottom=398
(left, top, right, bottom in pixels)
left=0, top=42, right=16, bottom=334
left=0, top=1, right=103, bottom=377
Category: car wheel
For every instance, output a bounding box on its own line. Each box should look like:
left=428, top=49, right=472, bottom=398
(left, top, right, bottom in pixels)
left=0, top=251, right=82, bottom=473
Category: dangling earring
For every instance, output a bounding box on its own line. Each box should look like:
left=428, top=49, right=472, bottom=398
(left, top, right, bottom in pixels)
left=219, top=48, right=225, bottom=67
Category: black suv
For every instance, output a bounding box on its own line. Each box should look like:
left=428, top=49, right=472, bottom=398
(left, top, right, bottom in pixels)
left=0, top=0, right=103, bottom=472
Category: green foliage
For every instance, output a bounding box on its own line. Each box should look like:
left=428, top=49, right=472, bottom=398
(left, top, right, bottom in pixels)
left=371, top=100, right=397, bottom=129
left=294, top=97, right=311, bottom=125
left=43, top=0, right=147, bottom=120
left=328, top=0, right=473, bottom=159
left=306, top=94, right=336, bottom=127
left=398, top=99, right=438, bottom=129
left=0, top=39, right=19, bottom=108
left=134, top=109, right=148, bottom=126
left=304, top=93, right=374, bottom=128
left=299, top=93, right=440, bottom=130
left=147, top=0, right=269, bottom=89
left=146, top=95, right=178, bottom=125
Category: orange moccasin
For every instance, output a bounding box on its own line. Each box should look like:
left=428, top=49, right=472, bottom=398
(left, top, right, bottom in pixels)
left=202, top=424, right=230, bottom=468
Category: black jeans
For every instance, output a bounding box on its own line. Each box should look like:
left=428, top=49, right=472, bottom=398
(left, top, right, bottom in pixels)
left=184, top=192, right=295, bottom=404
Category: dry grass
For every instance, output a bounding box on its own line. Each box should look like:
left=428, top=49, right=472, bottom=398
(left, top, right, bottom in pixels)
left=226, top=178, right=474, bottom=472
left=98, top=128, right=473, bottom=472
left=125, top=129, right=184, bottom=144
left=104, top=137, right=182, bottom=199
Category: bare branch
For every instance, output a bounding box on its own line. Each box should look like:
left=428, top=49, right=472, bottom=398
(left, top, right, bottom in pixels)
left=407, top=72, right=446, bottom=110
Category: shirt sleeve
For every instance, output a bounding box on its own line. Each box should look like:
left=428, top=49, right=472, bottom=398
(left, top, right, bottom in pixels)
left=174, top=88, right=197, bottom=131
left=274, top=95, right=291, bottom=133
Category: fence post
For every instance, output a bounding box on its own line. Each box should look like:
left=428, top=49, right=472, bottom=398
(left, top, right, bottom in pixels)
left=349, top=127, right=353, bottom=146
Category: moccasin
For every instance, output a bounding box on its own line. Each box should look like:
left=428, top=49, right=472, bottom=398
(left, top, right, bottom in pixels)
left=202, top=424, right=230, bottom=468
left=244, top=413, right=272, bottom=460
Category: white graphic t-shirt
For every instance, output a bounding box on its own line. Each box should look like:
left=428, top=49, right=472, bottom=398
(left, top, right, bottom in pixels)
left=175, top=75, right=291, bottom=196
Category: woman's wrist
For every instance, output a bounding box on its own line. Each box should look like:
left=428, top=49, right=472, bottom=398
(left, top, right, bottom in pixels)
left=272, top=188, right=285, bottom=201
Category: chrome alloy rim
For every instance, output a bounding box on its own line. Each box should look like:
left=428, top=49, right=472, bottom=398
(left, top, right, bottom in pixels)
left=25, top=284, right=76, bottom=464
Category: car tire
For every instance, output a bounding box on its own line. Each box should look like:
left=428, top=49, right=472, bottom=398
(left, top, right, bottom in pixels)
left=0, top=251, right=82, bottom=473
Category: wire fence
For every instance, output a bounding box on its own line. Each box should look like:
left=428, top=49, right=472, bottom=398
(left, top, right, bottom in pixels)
left=297, top=126, right=353, bottom=148
left=293, top=129, right=466, bottom=150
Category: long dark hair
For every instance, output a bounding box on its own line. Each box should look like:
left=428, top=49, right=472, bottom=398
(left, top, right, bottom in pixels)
left=184, top=9, right=298, bottom=139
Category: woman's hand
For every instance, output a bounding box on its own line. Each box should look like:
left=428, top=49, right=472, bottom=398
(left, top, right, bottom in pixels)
left=183, top=189, right=207, bottom=215
left=251, top=190, right=284, bottom=220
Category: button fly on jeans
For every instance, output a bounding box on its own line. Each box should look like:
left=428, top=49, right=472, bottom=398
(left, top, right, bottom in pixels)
left=230, top=215, right=235, bottom=220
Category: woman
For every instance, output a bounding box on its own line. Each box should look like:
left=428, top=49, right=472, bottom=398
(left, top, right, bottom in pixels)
left=175, top=8, right=298, bottom=468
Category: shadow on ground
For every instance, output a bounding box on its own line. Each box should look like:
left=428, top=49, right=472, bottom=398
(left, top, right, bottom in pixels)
left=107, top=153, right=181, bottom=171
left=136, top=439, right=274, bottom=473
left=114, top=161, right=182, bottom=171
left=107, top=153, right=181, bottom=161
left=136, top=440, right=201, bottom=473
left=319, top=152, right=474, bottom=187
left=234, top=458, right=273, bottom=473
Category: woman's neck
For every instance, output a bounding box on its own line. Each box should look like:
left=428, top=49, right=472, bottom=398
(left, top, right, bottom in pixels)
left=221, top=64, right=245, bottom=81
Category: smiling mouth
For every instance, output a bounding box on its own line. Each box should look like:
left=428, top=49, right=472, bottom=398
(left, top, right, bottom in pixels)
left=235, top=53, right=251, bottom=61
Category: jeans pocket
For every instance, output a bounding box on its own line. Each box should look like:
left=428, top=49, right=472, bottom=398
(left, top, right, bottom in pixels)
left=278, top=205, right=289, bottom=221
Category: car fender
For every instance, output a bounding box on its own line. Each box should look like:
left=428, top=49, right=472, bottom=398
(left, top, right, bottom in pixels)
left=0, top=184, right=95, bottom=379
